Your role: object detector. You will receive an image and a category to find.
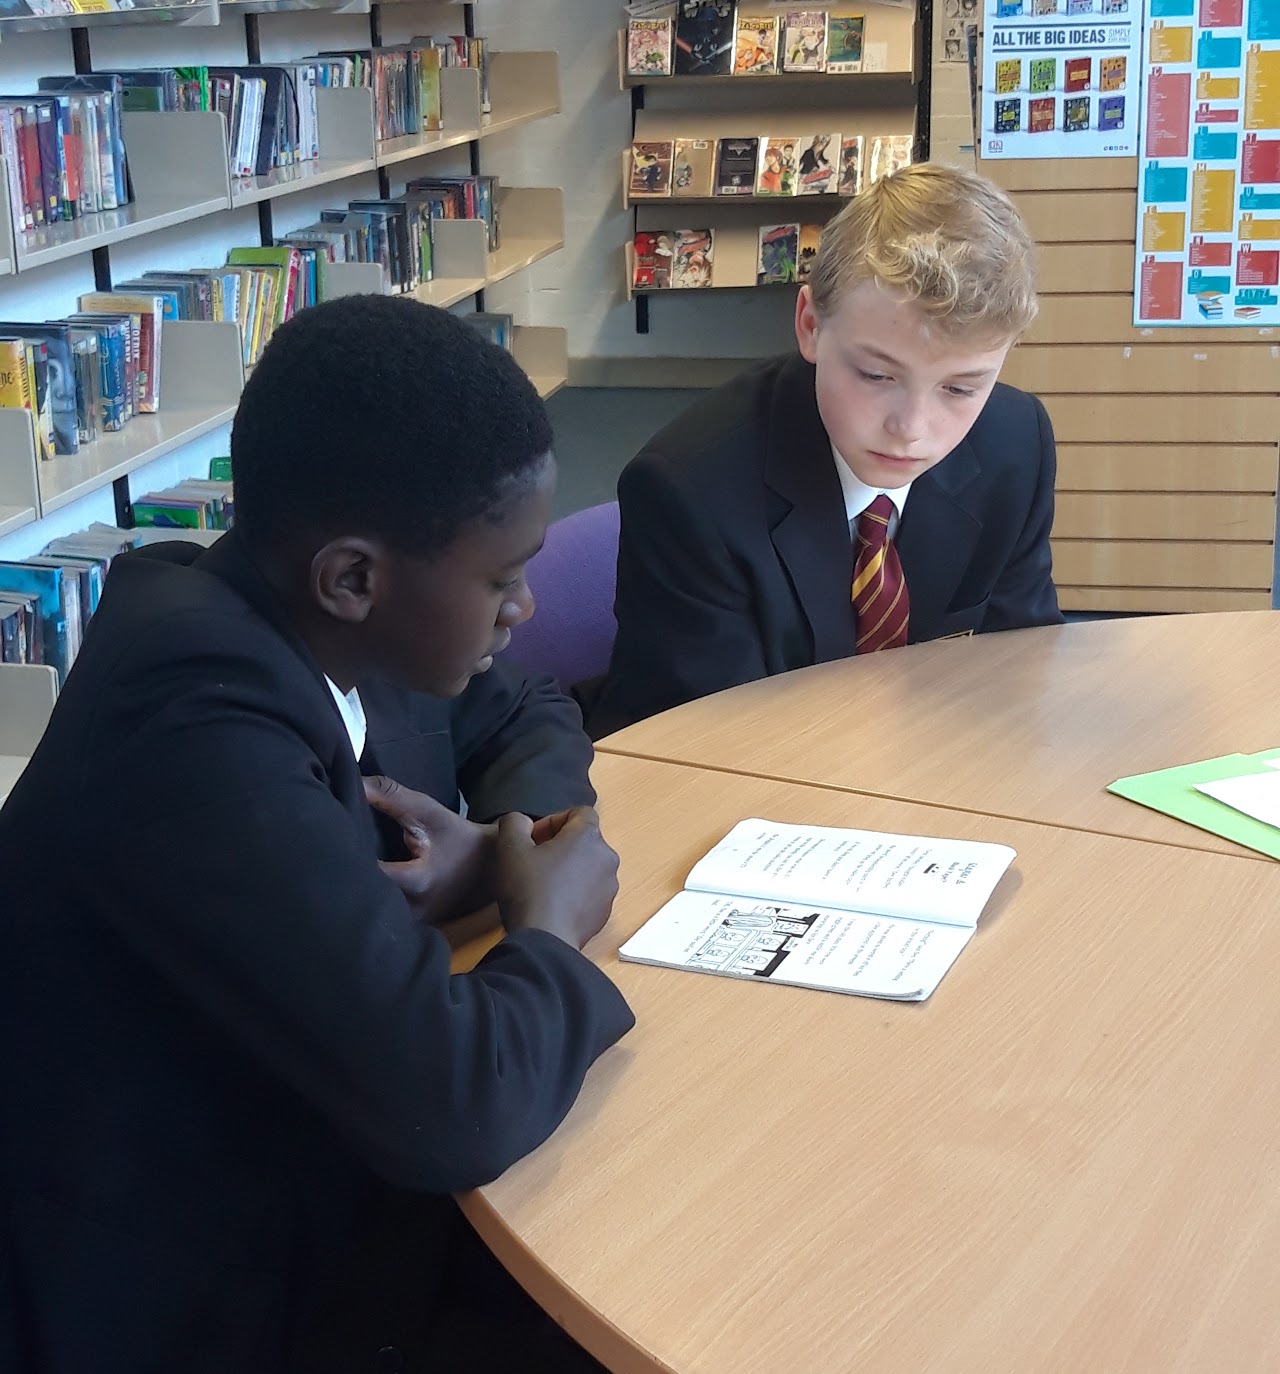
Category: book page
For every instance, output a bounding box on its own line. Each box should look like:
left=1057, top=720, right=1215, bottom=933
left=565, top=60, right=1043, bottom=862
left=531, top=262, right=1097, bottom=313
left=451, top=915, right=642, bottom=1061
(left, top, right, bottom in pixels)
left=618, top=891, right=975, bottom=1002
left=1194, top=770, right=1280, bottom=829
left=685, top=819, right=1015, bottom=928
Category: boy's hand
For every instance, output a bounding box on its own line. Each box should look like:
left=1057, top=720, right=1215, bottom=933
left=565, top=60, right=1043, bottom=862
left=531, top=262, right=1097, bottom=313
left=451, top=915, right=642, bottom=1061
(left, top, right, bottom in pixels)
left=495, top=807, right=620, bottom=950
left=363, top=775, right=497, bottom=924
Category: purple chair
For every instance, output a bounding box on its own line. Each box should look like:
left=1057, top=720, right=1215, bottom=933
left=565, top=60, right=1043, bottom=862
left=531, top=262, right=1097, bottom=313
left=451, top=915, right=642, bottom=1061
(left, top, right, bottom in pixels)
left=506, top=501, right=621, bottom=690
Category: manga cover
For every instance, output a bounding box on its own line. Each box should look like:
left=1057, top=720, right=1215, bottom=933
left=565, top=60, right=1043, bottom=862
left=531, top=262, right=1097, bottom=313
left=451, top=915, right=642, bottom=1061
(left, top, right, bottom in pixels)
left=868, top=134, right=912, bottom=182
left=757, top=222, right=799, bottom=284
left=734, top=15, right=780, bottom=74
left=715, top=136, right=760, bottom=194
left=782, top=10, right=829, bottom=72
left=674, top=1, right=736, bottom=75
left=632, top=230, right=673, bottom=289
left=627, top=17, right=674, bottom=77
left=826, top=15, right=865, bottom=73
left=837, top=134, right=863, bottom=195
left=630, top=140, right=674, bottom=197
left=673, top=137, right=716, bottom=196
left=756, top=138, right=799, bottom=195
left=796, top=133, right=838, bottom=194
left=672, top=228, right=714, bottom=287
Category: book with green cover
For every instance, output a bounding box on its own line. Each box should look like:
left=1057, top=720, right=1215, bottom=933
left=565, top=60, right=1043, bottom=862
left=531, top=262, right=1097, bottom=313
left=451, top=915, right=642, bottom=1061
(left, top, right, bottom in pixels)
left=1108, top=749, right=1280, bottom=860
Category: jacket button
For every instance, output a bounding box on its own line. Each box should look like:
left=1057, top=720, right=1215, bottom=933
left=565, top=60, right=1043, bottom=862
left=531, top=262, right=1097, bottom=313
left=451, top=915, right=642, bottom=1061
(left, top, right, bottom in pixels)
left=376, top=1347, right=405, bottom=1373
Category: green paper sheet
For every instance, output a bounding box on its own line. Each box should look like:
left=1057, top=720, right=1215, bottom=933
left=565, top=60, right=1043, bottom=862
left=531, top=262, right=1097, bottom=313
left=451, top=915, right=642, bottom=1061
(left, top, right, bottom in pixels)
left=1108, top=749, right=1280, bottom=860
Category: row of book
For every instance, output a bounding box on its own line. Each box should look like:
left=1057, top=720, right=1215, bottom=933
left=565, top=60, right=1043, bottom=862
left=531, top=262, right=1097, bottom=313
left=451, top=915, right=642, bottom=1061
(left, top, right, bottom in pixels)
left=631, top=132, right=912, bottom=200
left=0, top=485, right=229, bottom=680
left=631, top=221, right=829, bottom=290
left=0, top=284, right=185, bottom=461
left=1, top=77, right=132, bottom=232
left=0, top=39, right=492, bottom=240
left=0, top=172, right=508, bottom=450
left=283, top=176, right=500, bottom=303
left=627, top=7, right=869, bottom=78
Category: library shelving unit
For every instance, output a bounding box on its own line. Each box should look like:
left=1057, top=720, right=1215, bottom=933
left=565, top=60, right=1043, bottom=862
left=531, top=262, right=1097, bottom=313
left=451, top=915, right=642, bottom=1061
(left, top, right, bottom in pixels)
left=0, top=2, right=568, bottom=544
left=622, top=2, right=919, bottom=328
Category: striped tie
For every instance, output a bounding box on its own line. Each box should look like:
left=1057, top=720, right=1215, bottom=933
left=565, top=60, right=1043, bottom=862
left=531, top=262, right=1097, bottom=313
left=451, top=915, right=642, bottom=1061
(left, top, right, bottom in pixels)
left=852, top=493, right=909, bottom=654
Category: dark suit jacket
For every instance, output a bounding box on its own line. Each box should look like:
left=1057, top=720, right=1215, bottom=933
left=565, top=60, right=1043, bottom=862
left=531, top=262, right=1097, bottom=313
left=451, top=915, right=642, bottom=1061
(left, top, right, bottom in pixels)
left=0, top=532, right=633, bottom=1374
left=588, top=352, right=1063, bottom=738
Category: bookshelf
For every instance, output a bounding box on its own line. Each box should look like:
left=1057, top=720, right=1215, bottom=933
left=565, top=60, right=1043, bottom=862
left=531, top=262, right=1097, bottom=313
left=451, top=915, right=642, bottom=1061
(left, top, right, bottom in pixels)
left=228, top=87, right=377, bottom=207
left=0, top=0, right=219, bottom=38
left=623, top=2, right=920, bottom=330
left=0, top=169, right=13, bottom=278
left=511, top=324, right=566, bottom=400
left=0, top=5, right=567, bottom=551
left=0, top=408, right=39, bottom=537
left=15, top=111, right=231, bottom=272
left=36, top=321, right=243, bottom=517
left=487, top=186, right=563, bottom=286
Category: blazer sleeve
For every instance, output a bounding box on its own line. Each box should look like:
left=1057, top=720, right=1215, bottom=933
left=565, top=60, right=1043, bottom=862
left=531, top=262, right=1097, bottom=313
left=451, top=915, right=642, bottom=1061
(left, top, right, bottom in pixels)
left=981, top=394, right=1064, bottom=633
left=450, top=657, right=596, bottom=823
left=588, top=449, right=767, bottom=739
left=86, top=621, right=633, bottom=1195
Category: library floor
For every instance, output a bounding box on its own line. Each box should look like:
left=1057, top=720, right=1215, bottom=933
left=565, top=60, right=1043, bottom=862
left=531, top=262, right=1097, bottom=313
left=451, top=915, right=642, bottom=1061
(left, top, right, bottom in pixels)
left=546, top=387, right=700, bottom=518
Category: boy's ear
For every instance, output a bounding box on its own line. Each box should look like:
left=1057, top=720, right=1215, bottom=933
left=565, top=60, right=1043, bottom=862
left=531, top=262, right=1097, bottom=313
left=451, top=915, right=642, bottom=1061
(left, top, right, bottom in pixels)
left=309, top=537, right=384, bottom=624
left=795, top=286, right=820, bottom=364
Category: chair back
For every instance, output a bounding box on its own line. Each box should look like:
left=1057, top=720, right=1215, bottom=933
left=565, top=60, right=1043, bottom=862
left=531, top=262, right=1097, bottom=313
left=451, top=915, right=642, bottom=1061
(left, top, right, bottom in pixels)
left=507, top=501, right=620, bottom=689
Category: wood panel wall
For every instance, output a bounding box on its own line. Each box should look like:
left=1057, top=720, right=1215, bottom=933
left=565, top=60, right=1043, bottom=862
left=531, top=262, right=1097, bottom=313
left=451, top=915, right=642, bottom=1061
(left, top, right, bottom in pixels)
left=979, top=155, right=1278, bottom=613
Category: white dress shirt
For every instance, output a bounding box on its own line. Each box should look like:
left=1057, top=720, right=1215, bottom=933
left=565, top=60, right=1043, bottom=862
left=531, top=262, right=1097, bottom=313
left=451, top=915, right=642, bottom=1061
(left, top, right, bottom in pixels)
left=831, top=443, right=913, bottom=540
left=324, top=675, right=367, bottom=760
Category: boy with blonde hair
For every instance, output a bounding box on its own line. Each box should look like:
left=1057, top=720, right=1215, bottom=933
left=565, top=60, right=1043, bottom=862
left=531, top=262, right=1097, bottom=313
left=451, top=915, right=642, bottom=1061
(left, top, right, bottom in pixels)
left=589, top=161, right=1063, bottom=737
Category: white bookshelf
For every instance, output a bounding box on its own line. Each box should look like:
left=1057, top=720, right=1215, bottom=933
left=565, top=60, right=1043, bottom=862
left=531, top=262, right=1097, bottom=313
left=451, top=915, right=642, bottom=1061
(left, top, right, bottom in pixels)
left=229, top=87, right=377, bottom=207
left=0, top=7, right=566, bottom=547
left=487, top=186, right=564, bottom=286
left=0, top=408, right=39, bottom=535
left=511, top=324, right=566, bottom=400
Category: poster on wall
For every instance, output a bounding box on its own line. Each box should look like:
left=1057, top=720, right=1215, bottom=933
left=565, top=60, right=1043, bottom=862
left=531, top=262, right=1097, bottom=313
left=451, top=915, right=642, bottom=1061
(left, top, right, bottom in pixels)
left=979, top=0, right=1143, bottom=158
left=1134, top=0, right=1280, bottom=325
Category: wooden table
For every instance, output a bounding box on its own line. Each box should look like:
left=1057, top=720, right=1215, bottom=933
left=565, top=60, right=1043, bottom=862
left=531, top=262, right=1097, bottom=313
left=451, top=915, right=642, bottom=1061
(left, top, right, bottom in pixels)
left=595, top=611, right=1280, bottom=859
left=461, top=751, right=1280, bottom=1373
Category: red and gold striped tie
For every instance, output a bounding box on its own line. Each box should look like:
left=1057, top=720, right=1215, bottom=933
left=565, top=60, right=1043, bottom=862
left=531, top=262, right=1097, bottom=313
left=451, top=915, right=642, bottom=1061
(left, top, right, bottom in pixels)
left=852, top=493, right=909, bottom=654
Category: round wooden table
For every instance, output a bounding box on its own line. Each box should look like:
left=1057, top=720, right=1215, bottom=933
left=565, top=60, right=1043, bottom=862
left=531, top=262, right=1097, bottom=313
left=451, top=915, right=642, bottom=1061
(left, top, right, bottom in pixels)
left=457, top=613, right=1280, bottom=1373
left=595, top=610, right=1280, bottom=858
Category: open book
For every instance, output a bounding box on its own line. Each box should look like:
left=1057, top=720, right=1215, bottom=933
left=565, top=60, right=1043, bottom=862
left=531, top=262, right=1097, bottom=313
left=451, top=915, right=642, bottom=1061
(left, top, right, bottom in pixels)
left=619, top=819, right=1016, bottom=1001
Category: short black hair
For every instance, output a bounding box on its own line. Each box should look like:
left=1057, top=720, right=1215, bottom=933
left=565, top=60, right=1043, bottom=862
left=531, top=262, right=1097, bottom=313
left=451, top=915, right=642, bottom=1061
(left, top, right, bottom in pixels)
left=231, top=295, right=553, bottom=556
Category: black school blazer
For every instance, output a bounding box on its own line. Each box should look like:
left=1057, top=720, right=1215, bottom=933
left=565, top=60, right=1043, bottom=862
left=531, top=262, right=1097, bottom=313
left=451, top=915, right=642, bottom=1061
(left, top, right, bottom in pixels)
left=589, top=352, right=1063, bottom=738
left=0, top=531, right=632, bottom=1373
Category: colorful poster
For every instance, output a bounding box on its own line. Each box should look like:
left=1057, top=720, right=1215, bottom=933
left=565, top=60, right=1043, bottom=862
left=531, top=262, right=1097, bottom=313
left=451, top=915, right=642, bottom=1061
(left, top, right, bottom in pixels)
left=980, top=0, right=1143, bottom=157
left=1135, top=0, right=1280, bottom=321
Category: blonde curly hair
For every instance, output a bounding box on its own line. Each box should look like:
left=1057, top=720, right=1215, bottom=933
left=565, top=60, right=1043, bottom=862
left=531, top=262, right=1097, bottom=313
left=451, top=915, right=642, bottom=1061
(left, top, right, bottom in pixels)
left=808, top=162, right=1038, bottom=343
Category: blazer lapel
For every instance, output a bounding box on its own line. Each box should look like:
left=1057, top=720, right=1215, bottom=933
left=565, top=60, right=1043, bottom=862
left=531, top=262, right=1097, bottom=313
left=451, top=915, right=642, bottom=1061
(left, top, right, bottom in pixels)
left=896, top=439, right=984, bottom=641
left=763, top=356, right=858, bottom=664
left=192, top=532, right=384, bottom=849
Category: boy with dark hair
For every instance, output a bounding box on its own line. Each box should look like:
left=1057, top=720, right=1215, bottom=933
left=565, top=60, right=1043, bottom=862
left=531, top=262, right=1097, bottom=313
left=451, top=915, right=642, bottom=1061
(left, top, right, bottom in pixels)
left=0, top=296, right=632, bottom=1373
left=589, top=163, right=1063, bottom=738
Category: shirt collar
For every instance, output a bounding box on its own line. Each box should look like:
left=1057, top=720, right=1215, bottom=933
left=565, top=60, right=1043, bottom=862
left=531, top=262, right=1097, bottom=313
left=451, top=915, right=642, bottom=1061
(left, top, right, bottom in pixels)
left=324, top=675, right=367, bottom=761
left=831, top=442, right=913, bottom=527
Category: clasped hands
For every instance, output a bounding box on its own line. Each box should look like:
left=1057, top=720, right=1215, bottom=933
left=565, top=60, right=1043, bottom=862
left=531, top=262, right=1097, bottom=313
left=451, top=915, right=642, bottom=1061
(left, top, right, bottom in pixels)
left=363, top=775, right=620, bottom=951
